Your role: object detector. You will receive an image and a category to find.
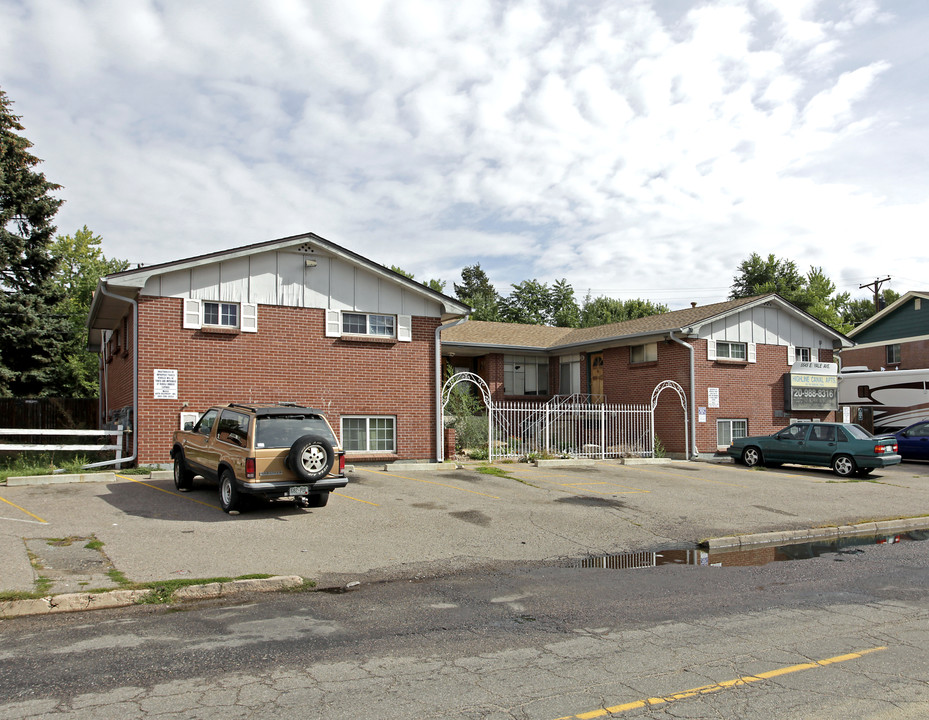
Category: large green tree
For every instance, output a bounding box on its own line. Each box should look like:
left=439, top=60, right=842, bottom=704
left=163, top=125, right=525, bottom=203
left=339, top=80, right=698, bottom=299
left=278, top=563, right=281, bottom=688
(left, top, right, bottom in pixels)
left=579, top=294, right=669, bottom=327
left=551, top=279, right=581, bottom=328
left=51, top=227, right=129, bottom=395
left=0, top=88, right=68, bottom=396
left=500, top=279, right=554, bottom=325
left=454, top=263, right=501, bottom=321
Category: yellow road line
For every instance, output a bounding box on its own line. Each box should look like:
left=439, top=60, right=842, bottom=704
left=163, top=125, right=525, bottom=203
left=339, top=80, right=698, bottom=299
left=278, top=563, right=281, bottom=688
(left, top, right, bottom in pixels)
left=333, top=492, right=379, bottom=506
left=0, top=495, right=47, bottom=523
left=370, top=470, right=500, bottom=499
left=554, top=646, right=887, bottom=719
left=117, top=475, right=222, bottom=510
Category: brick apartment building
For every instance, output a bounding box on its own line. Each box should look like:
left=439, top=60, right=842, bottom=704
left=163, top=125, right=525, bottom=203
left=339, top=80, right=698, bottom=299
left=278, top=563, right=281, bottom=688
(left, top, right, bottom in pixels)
left=839, top=291, right=929, bottom=371
left=440, top=295, right=852, bottom=457
left=86, top=233, right=470, bottom=466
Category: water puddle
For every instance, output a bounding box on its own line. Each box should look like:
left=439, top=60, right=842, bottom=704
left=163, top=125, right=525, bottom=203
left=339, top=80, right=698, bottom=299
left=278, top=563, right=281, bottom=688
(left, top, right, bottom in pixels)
left=578, top=530, right=929, bottom=570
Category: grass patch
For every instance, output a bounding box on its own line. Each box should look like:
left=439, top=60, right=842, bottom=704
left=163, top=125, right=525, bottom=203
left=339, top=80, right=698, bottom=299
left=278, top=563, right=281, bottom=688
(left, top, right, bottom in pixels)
left=84, top=538, right=104, bottom=551
left=476, top=465, right=511, bottom=478
left=0, top=452, right=162, bottom=482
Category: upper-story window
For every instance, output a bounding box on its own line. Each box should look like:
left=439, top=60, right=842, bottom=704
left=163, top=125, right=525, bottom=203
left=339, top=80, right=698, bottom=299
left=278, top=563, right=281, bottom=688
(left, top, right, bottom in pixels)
left=887, top=344, right=901, bottom=364
left=183, top=299, right=257, bottom=333
left=630, top=342, right=657, bottom=364
left=716, top=341, right=747, bottom=360
left=204, top=301, right=238, bottom=328
left=343, top=312, right=396, bottom=337
left=795, top=347, right=811, bottom=362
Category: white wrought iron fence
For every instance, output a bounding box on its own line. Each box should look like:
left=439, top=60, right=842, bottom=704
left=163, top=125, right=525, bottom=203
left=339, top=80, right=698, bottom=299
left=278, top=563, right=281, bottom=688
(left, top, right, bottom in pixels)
left=490, top=400, right=653, bottom=461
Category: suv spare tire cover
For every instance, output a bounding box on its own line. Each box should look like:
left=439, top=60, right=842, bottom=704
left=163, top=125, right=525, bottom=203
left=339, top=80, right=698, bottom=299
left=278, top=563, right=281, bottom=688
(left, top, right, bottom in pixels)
left=288, top=434, right=335, bottom=482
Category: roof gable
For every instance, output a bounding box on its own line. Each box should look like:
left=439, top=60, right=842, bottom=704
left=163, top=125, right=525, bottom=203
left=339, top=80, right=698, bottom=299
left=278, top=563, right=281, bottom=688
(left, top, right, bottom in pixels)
left=847, top=291, right=929, bottom=343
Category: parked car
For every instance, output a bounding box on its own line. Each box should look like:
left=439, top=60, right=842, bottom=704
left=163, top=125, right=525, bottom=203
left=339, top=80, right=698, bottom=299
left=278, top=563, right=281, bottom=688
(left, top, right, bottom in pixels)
left=170, top=403, right=348, bottom=513
left=727, top=422, right=900, bottom=477
left=894, top=420, right=929, bottom=460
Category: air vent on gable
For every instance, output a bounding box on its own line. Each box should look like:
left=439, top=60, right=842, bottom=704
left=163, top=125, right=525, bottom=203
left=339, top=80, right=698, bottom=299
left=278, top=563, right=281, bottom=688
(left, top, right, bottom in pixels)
left=296, top=243, right=315, bottom=254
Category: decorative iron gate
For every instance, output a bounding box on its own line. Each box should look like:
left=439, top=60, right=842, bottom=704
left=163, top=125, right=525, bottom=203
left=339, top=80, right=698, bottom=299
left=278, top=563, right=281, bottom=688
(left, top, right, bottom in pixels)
left=441, top=372, right=687, bottom=462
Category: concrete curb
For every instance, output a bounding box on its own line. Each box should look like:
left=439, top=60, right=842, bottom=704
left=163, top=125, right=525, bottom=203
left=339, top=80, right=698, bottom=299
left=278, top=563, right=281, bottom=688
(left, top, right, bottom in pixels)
left=379, top=463, right=462, bottom=472
left=0, top=575, right=305, bottom=619
left=706, top=517, right=929, bottom=549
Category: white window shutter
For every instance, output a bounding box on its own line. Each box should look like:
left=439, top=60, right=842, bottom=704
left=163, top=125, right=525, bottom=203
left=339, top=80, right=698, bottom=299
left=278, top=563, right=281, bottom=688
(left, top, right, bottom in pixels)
left=241, top=303, right=258, bottom=333
left=398, top=315, right=412, bottom=342
left=325, top=310, right=342, bottom=337
left=748, top=343, right=757, bottom=363
left=183, top=299, right=201, bottom=329
left=788, top=345, right=795, bottom=365
left=813, top=347, right=819, bottom=362
left=707, top=339, right=717, bottom=361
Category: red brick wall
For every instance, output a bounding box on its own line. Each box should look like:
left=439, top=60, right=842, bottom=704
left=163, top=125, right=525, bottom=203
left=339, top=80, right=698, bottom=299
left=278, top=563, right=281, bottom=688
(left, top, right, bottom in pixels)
left=117, top=296, right=441, bottom=465
left=841, top=339, right=929, bottom=371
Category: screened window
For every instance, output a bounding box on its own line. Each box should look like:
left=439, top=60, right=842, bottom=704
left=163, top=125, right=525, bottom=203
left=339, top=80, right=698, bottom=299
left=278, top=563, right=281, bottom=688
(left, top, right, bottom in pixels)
left=886, top=344, right=901, bottom=364
left=342, top=416, right=396, bottom=453
left=716, top=341, right=747, bottom=360
left=717, top=419, right=747, bottom=447
left=203, top=301, right=239, bottom=328
left=630, top=343, right=658, bottom=364
left=504, top=355, right=549, bottom=396
left=343, top=312, right=396, bottom=337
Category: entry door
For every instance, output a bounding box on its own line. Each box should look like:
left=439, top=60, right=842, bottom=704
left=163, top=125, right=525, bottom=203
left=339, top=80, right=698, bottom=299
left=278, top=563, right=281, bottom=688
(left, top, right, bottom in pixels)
left=590, top=353, right=605, bottom=404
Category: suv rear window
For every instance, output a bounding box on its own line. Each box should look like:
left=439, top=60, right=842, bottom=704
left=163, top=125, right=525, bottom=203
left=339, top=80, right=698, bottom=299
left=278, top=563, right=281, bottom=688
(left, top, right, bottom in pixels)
left=256, top=414, right=338, bottom=448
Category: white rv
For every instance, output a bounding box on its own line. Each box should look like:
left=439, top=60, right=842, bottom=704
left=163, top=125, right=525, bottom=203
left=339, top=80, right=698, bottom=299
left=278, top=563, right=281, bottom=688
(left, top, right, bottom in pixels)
left=838, top=368, right=929, bottom=431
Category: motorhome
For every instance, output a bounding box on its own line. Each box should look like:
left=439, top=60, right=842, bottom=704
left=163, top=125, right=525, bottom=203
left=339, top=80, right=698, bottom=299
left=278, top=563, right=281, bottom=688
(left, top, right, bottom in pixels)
left=838, top=367, right=929, bottom=431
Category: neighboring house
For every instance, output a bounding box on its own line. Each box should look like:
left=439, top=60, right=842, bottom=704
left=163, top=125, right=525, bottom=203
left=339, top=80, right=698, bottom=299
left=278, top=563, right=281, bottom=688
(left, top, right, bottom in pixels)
left=86, top=232, right=469, bottom=466
left=838, top=291, right=929, bottom=371
left=441, top=295, right=852, bottom=457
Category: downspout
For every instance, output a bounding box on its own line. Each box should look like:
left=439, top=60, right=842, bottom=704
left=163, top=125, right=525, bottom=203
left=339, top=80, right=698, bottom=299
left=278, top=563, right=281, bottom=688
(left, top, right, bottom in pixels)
left=436, top=316, right=469, bottom=462
left=668, top=330, right=698, bottom=459
left=85, top=284, right=139, bottom=468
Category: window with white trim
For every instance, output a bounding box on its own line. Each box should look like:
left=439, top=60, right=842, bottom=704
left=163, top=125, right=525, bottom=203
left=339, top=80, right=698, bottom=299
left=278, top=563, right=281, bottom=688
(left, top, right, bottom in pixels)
left=342, top=312, right=396, bottom=337
left=717, top=419, right=747, bottom=448
left=795, top=346, right=811, bottom=362
left=204, top=301, right=238, bottom=328
left=630, top=342, right=657, bottom=364
left=182, top=298, right=257, bottom=332
left=504, top=355, right=549, bottom=396
left=342, top=416, right=396, bottom=453
left=716, top=341, right=747, bottom=360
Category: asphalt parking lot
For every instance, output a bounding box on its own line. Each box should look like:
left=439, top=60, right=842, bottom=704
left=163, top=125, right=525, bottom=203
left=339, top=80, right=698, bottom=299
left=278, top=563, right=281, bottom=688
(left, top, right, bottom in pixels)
left=2, top=459, right=929, bottom=594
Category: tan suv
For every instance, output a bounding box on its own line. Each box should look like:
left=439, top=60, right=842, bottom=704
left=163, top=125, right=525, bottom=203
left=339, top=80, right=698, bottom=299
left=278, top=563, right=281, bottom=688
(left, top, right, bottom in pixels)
left=170, top=403, right=347, bottom=513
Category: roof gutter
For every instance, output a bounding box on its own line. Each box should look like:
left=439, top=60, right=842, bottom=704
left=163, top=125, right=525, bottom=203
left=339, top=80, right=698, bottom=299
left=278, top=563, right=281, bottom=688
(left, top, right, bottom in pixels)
left=84, top=283, right=138, bottom=469
left=436, top=317, right=469, bottom=462
left=668, top=330, right=698, bottom=459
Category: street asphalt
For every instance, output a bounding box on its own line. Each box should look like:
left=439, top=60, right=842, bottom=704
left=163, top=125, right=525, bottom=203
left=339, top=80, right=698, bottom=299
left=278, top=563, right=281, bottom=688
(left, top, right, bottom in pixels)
left=2, top=457, right=929, bottom=616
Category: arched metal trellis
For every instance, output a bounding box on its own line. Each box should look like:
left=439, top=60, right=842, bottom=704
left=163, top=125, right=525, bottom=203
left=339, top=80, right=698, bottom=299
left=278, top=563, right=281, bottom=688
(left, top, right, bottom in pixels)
left=441, top=372, right=492, bottom=462
left=650, top=380, right=689, bottom=460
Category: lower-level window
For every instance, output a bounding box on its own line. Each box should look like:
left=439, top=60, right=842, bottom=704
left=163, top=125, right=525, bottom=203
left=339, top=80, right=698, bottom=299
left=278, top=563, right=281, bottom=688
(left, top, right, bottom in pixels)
left=342, top=416, right=396, bottom=452
left=717, top=419, right=747, bottom=447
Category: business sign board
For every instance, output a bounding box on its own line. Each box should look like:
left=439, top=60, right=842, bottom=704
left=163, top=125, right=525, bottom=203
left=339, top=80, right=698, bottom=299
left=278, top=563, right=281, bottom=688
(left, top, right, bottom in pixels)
left=784, top=361, right=838, bottom=412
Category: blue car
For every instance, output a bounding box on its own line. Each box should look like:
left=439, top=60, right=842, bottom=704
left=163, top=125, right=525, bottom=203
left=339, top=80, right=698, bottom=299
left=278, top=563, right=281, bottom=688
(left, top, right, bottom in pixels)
left=727, top=422, right=901, bottom=477
left=894, top=420, right=929, bottom=460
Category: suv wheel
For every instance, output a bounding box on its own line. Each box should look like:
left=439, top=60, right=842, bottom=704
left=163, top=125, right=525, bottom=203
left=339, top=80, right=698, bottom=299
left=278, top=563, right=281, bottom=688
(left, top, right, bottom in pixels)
left=173, top=455, right=194, bottom=491
left=288, top=435, right=335, bottom=482
left=219, top=469, right=240, bottom=513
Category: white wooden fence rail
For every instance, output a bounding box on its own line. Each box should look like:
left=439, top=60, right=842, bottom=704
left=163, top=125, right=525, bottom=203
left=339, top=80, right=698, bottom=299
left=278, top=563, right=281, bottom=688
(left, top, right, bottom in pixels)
left=0, top=427, right=124, bottom=467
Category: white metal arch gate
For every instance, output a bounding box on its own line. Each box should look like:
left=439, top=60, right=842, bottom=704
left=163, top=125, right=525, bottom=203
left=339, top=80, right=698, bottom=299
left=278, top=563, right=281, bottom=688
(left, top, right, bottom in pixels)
left=441, top=372, right=493, bottom=462
left=650, top=380, right=690, bottom=460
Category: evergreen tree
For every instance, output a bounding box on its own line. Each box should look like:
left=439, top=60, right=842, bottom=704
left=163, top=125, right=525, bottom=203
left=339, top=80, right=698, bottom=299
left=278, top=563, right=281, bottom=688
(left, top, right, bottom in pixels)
left=0, top=88, right=67, bottom=396
left=454, top=263, right=501, bottom=321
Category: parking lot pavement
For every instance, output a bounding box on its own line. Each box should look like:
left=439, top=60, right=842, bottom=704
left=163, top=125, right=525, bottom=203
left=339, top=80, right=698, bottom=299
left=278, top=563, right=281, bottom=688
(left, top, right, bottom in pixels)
left=2, top=460, right=929, bottom=594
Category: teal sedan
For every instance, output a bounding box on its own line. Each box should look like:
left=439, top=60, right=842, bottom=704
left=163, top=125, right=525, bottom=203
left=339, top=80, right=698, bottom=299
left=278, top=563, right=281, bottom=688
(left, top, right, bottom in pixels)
left=727, top=422, right=901, bottom=477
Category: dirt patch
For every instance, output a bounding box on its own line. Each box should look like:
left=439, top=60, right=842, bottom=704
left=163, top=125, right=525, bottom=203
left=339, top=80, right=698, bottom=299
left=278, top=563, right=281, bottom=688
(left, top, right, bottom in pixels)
left=25, top=536, right=120, bottom=595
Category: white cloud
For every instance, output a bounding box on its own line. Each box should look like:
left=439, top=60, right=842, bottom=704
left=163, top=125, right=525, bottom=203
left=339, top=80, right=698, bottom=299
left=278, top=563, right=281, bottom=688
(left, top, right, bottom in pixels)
left=0, top=0, right=923, bottom=309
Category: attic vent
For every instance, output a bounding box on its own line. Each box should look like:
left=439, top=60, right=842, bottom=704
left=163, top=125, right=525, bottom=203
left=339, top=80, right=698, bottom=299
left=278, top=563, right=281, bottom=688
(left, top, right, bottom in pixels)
left=296, top=243, right=315, bottom=253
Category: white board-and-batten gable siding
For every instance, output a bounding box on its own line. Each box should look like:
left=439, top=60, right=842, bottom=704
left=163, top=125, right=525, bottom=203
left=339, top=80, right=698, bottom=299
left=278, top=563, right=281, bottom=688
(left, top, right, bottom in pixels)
left=140, top=250, right=442, bottom=318
left=700, top=306, right=831, bottom=349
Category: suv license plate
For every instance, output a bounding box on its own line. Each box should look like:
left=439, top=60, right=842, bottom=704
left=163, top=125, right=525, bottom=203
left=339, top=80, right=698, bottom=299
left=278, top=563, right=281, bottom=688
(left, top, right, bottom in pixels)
left=288, top=486, right=309, bottom=497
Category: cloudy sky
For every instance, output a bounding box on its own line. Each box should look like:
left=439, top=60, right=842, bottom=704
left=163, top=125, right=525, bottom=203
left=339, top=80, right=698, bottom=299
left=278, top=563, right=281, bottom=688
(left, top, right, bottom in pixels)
left=2, top=0, right=926, bottom=309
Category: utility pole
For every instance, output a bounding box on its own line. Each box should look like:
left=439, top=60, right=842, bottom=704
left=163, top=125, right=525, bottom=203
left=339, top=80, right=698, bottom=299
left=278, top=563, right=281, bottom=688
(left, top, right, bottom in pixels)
left=859, top=277, right=891, bottom=313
